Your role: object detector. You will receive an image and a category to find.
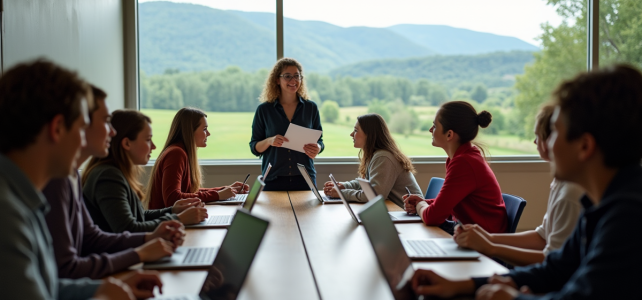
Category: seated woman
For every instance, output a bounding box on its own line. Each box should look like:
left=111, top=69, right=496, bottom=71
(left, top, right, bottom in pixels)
left=82, top=110, right=208, bottom=233
left=404, top=101, right=508, bottom=234
left=145, top=107, right=247, bottom=209
left=453, top=104, right=583, bottom=266
left=323, top=114, right=421, bottom=208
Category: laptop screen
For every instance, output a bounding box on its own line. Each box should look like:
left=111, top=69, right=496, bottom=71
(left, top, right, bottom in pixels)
left=263, top=163, right=272, bottom=180
left=242, top=176, right=265, bottom=212
left=329, top=174, right=360, bottom=223
left=358, top=196, right=415, bottom=300
left=296, top=163, right=323, bottom=202
left=356, top=178, right=378, bottom=201
left=199, top=209, right=269, bottom=300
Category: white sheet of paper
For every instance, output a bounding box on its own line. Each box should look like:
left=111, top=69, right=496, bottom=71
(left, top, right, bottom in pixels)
left=281, top=123, right=322, bottom=154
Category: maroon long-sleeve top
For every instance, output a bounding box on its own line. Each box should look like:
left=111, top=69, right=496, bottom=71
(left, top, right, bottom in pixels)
left=148, top=143, right=224, bottom=209
left=42, top=172, right=146, bottom=279
left=422, top=142, right=508, bottom=233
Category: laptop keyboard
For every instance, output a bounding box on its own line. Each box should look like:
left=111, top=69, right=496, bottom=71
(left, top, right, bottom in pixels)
left=220, top=194, right=247, bottom=202
left=405, top=240, right=447, bottom=257
left=206, top=215, right=232, bottom=225
left=183, top=247, right=217, bottom=265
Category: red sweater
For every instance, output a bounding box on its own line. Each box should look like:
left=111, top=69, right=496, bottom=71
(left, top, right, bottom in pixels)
left=148, top=143, right=223, bottom=209
left=422, top=142, right=508, bottom=233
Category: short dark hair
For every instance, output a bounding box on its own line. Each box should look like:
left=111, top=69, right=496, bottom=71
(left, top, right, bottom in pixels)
left=553, top=64, right=642, bottom=168
left=0, top=59, right=90, bottom=153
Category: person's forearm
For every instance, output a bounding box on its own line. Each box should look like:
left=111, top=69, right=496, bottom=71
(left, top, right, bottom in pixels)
left=254, top=138, right=271, bottom=154
left=490, top=230, right=547, bottom=250
left=488, top=244, right=545, bottom=267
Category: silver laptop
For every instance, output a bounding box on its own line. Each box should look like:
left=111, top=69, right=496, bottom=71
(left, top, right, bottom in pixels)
left=297, top=163, right=342, bottom=204
left=329, top=174, right=361, bottom=224
left=186, top=176, right=265, bottom=229
left=359, top=196, right=479, bottom=261
left=356, top=178, right=422, bottom=223
left=209, top=163, right=271, bottom=205
left=152, top=209, right=269, bottom=299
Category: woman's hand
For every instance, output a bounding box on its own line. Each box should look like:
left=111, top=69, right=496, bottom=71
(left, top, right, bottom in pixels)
left=403, top=194, right=425, bottom=215
left=120, top=270, right=164, bottom=300
left=171, top=198, right=203, bottom=213
left=146, top=220, right=185, bottom=247
left=135, top=238, right=174, bottom=262
left=270, top=135, right=289, bottom=147
left=229, top=181, right=250, bottom=194
left=177, top=206, right=208, bottom=224
left=323, top=181, right=343, bottom=198
left=217, top=187, right=237, bottom=200
left=303, top=143, right=321, bottom=159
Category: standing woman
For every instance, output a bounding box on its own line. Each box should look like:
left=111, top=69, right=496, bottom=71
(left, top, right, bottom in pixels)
left=250, top=58, right=324, bottom=191
left=145, top=107, right=247, bottom=209
left=404, top=101, right=508, bottom=234
left=83, top=110, right=208, bottom=233
left=322, top=114, right=422, bottom=208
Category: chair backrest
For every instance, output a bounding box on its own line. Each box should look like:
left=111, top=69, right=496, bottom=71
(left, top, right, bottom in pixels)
left=424, top=177, right=445, bottom=199
left=502, top=193, right=527, bottom=233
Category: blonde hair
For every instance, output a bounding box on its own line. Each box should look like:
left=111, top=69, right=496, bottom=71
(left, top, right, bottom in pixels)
left=82, top=110, right=150, bottom=200
left=259, top=57, right=309, bottom=103
left=144, top=107, right=207, bottom=206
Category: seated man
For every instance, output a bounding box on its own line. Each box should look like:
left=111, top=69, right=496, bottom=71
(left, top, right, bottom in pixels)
left=411, top=64, right=642, bottom=300
left=0, top=60, right=161, bottom=299
left=43, top=85, right=190, bottom=279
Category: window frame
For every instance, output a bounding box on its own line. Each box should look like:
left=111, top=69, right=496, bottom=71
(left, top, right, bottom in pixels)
left=127, top=0, right=599, bottom=164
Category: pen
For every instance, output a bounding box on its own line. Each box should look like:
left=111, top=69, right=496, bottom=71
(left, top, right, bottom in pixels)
left=240, top=173, right=250, bottom=193
left=405, top=186, right=412, bottom=196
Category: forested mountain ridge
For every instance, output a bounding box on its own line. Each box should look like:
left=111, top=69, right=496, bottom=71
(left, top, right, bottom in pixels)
left=139, top=1, right=539, bottom=74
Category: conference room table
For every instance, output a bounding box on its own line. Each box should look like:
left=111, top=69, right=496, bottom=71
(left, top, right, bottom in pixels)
left=118, top=191, right=508, bottom=299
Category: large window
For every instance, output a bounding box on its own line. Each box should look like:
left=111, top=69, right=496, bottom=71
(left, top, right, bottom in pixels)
left=138, top=0, right=598, bottom=160
left=598, top=0, right=642, bottom=68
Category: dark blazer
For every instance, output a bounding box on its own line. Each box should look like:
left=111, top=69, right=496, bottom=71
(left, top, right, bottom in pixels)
left=82, top=164, right=177, bottom=233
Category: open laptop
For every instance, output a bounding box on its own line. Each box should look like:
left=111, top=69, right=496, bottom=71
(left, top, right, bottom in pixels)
left=186, top=176, right=265, bottom=229
left=210, top=163, right=271, bottom=205
left=329, top=174, right=362, bottom=224
left=153, top=209, right=269, bottom=299
left=356, top=178, right=422, bottom=223
left=297, top=163, right=342, bottom=204
left=359, top=196, right=479, bottom=261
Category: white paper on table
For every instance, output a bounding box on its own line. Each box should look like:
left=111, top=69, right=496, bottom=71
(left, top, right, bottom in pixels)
left=281, top=123, right=322, bottom=154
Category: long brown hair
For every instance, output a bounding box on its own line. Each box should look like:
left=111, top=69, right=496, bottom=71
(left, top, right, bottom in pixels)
left=356, top=114, right=416, bottom=178
left=144, top=107, right=206, bottom=205
left=82, top=110, right=151, bottom=200
left=437, top=101, right=492, bottom=159
left=259, top=57, right=309, bottom=103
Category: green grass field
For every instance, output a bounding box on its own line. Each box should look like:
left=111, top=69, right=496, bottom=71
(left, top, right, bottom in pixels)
left=141, top=108, right=538, bottom=160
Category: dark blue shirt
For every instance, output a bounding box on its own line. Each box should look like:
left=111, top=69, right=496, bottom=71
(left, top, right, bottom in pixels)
left=473, top=164, right=642, bottom=299
left=249, top=97, right=324, bottom=182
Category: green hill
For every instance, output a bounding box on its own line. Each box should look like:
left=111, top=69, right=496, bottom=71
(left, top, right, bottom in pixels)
left=329, top=51, right=535, bottom=88
left=139, top=1, right=539, bottom=75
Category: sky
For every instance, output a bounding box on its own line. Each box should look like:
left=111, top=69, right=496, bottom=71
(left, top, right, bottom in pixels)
left=138, top=0, right=564, bottom=46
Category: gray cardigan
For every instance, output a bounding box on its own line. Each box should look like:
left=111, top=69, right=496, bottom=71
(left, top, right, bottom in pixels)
left=341, top=150, right=422, bottom=208
left=82, top=164, right=177, bottom=233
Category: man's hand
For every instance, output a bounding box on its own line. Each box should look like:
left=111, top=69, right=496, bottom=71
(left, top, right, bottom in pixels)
left=135, top=238, right=174, bottom=262
left=93, top=277, right=135, bottom=300
left=476, top=283, right=519, bottom=300
left=412, top=269, right=475, bottom=298
left=454, top=224, right=495, bottom=255
left=146, top=220, right=185, bottom=247
left=120, top=270, right=164, bottom=299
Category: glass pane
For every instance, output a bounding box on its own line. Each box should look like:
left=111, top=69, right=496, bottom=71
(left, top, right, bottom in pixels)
left=284, top=0, right=586, bottom=157
left=138, top=0, right=276, bottom=159
left=598, top=0, right=642, bottom=69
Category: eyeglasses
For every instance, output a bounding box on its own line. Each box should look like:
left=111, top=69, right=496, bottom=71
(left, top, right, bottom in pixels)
left=280, top=74, right=303, bottom=82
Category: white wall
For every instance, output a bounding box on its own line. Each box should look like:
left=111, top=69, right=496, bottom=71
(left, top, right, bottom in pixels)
left=3, top=0, right=126, bottom=110
left=142, top=160, right=553, bottom=232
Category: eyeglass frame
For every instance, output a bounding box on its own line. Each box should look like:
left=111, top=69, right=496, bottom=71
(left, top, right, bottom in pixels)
left=279, top=73, right=304, bottom=82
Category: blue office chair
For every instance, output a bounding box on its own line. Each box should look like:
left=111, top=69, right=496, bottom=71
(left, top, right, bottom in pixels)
left=424, top=177, right=445, bottom=199
left=502, top=193, right=527, bottom=234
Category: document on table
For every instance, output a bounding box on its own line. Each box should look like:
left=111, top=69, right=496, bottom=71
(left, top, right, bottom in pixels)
left=281, top=123, right=322, bottom=154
